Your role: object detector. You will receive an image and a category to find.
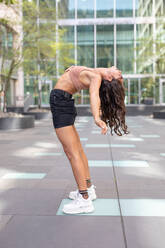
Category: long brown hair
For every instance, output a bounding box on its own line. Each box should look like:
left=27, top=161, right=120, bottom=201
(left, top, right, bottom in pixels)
left=99, top=79, right=129, bottom=136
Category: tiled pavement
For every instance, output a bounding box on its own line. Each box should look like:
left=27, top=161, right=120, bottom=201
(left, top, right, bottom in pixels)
left=0, top=112, right=165, bottom=248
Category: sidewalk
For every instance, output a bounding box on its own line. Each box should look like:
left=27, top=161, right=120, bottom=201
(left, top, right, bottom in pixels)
left=0, top=113, right=165, bottom=248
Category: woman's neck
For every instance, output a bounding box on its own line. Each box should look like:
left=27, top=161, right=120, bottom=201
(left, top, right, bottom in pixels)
left=93, top=68, right=105, bottom=79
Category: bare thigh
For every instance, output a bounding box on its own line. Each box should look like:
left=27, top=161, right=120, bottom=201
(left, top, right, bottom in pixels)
left=55, top=125, right=80, bottom=157
left=73, top=125, right=85, bottom=154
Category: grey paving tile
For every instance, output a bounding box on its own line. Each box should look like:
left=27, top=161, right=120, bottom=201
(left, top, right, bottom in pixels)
left=0, top=215, right=125, bottom=248
left=0, top=215, right=13, bottom=232
left=124, top=217, right=165, bottom=248
left=84, top=148, right=111, bottom=160
left=35, top=179, right=71, bottom=190
left=45, top=165, right=75, bottom=179
left=0, top=189, right=65, bottom=215
left=114, top=167, right=165, bottom=198
left=0, top=179, right=40, bottom=190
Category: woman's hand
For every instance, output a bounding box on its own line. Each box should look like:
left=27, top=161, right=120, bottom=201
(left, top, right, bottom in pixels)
left=95, top=118, right=108, bottom=135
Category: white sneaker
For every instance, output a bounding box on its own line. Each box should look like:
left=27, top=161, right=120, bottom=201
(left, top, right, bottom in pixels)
left=68, top=185, right=97, bottom=201
left=63, top=193, right=94, bottom=214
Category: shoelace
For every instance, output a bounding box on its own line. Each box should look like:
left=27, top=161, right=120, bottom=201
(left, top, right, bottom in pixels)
left=73, top=195, right=82, bottom=205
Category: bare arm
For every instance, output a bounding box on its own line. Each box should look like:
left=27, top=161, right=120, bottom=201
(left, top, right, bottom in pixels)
left=88, top=72, right=108, bottom=134
left=79, top=69, right=108, bottom=134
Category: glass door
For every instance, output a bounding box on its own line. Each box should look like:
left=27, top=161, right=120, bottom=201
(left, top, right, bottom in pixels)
left=130, top=79, right=139, bottom=104
left=159, top=79, right=165, bottom=105
left=41, top=80, right=52, bottom=106
left=163, top=82, right=165, bottom=104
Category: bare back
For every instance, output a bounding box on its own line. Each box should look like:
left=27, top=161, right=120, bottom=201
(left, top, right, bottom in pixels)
left=54, top=71, right=76, bottom=94
left=54, top=67, right=101, bottom=94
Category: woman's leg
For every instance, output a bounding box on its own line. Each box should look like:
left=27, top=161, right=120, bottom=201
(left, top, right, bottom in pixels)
left=55, top=125, right=88, bottom=197
left=73, top=125, right=92, bottom=188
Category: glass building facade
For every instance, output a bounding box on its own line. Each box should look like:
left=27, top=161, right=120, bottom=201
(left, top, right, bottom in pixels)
left=0, top=24, right=17, bottom=108
left=24, top=0, right=165, bottom=106
left=56, top=0, right=165, bottom=105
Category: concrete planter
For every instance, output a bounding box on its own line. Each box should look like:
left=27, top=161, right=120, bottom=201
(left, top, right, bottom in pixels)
left=0, top=115, right=35, bottom=130
left=23, top=111, right=50, bottom=120
left=153, top=110, right=165, bottom=119
left=141, top=98, right=154, bottom=105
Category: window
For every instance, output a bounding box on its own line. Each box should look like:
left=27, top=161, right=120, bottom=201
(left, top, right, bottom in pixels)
left=58, top=0, right=75, bottom=19
left=116, top=0, right=133, bottom=17
left=117, top=25, right=134, bottom=73
left=77, top=25, right=94, bottom=67
left=96, top=0, right=113, bottom=18
left=97, top=25, right=114, bottom=67
left=77, top=0, right=94, bottom=18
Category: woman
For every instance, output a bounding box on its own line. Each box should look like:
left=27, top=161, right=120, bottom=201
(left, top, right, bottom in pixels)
left=49, top=65, right=128, bottom=214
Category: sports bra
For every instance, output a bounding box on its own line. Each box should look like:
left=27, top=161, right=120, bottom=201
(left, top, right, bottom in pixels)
left=65, top=66, right=94, bottom=92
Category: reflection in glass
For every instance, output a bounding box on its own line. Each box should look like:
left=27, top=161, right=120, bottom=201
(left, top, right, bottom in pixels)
left=6, top=80, right=12, bottom=106
left=0, top=26, right=13, bottom=55
left=58, top=0, right=75, bottom=19
left=130, top=79, right=138, bottom=104
left=39, top=0, right=55, bottom=7
left=74, top=92, right=81, bottom=104
left=83, top=89, right=90, bottom=104
left=41, top=82, right=52, bottom=105
left=136, top=0, right=153, bottom=17
left=117, top=25, right=134, bottom=73
left=124, top=79, right=128, bottom=104
left=163, top=82, right=165, bottom=104
left=24, top=77, right=38, bottom=105
left=59, top=26, right=75, bottom=72
left=136, top=24, right=153, bottom=73
left=77, top=0, right=94, bottom=18
left=141, top=78, right=154, bottom=104
left=74, top=89, right=90, bottom=104
left=116, top=0, right=133, bottom=17
left=154, top=77, right=160, bottom=104
left=96, top=0, right=113, bottom=18
left=97, top=25, right=114, bottom=67
left=62, top=25, right=75, bottom=60
left=135, top=0, right=139, bottom=16
left=155, top=17, right=165, bottom=73
left=77, top=26, right=94, bottom=67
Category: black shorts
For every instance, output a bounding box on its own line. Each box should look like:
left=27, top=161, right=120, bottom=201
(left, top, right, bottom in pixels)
left=49, top=89, right=77, bottom=129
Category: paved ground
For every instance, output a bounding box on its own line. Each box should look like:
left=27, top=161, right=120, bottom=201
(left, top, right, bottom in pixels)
left=0, top=112, right=165, bottom=248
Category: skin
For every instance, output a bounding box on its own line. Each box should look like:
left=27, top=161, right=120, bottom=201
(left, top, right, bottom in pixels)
left=54, top=66, right=122, bottom=197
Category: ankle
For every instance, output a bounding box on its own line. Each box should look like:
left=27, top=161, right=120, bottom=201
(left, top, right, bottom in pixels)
left=86, top=179, right=92, bottom=188
left=79, top=189, right=89, bottom=199
left=82, top=194, right=89, bottom=199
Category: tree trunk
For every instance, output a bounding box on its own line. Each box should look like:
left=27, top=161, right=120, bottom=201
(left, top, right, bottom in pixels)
left=38, top=89, right=41, bottom=109
left=3, top=89, right=7, bottom=113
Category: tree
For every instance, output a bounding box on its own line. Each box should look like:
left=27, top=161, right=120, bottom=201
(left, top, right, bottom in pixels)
left=136, top=18, right=165, bottom=100
left=0, top=0, right=75, bottom=111
left=0, top=0, right=17, bottom=4
left=23, top=0, right=75, bottom=108
left=0, top=3, right=22, bottom=112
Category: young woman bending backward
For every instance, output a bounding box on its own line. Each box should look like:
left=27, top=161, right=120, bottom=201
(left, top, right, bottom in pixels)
left=49, top=65, right=128, bottom=214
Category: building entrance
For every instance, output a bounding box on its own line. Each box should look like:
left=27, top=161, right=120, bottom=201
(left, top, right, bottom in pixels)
left=159, top=79, right=165, bottom=105
left=41, top=80, right=52, bottom=106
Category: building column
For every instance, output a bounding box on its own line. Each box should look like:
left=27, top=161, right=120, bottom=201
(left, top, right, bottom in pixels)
left=13, top=32, right=24, bottom=108
left=15, top=67, right=24, bottom=107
